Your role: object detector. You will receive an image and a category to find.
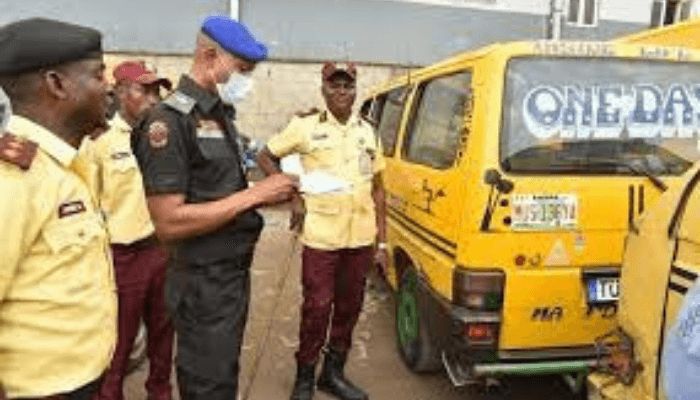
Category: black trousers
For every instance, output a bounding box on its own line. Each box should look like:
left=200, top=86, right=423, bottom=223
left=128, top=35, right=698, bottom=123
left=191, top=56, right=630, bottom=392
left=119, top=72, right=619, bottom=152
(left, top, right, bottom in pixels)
left=165, top=256, right=252, bottom=400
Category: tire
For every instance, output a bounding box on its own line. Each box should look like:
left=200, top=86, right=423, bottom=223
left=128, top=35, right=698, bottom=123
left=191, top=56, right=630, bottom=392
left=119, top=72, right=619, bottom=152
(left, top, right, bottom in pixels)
left=395, top=267, right=441, bottom=372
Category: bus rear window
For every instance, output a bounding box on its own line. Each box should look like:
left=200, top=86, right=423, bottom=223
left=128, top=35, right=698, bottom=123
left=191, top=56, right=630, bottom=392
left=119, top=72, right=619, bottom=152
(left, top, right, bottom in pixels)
left=501, top=57, right=700, bottom=175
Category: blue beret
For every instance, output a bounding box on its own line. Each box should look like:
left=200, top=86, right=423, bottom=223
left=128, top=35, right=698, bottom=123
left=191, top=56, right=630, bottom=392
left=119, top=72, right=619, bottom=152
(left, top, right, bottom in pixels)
left=201, top=16, right=268, bottom=63
left=0, top=18, right=102, bottom=75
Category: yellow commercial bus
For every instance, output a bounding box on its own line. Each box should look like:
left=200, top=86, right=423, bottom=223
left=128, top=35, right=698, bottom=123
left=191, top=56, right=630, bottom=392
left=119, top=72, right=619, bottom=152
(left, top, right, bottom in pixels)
left=360, top=40, right=700, bottom=390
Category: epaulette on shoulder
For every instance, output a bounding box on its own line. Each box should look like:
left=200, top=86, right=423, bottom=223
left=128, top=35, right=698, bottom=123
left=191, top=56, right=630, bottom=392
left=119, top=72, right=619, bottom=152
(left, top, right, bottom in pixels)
left=0, top=133, right=38, bottom=171
left=294, top=107, right=320, bottom=119
left=163, top=91, right=196, bottom=115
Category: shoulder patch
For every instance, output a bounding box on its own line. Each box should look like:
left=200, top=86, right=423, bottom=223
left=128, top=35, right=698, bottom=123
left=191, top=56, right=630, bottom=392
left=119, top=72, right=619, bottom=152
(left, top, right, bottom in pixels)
left=0, top=133, right=38, bottom=171
left=295, top=107, right=320, bottom=118
left=147, top=121, right=169, bottom=149
left=163, top=91, right=196, bottom=115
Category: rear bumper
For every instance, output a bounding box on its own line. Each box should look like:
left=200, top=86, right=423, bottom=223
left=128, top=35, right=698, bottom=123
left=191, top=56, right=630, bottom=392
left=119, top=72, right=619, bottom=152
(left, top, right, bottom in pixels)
left=442, top=345, right=597, bottom=386
left=431, top=285, right=600, bottom=385
left=416, top=272, right=603, bottom=385
left=474, top=359, right=596, bottom=376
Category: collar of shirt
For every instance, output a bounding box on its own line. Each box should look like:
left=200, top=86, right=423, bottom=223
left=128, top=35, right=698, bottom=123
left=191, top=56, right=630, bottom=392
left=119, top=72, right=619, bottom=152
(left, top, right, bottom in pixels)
left=178, top=74, right=235, bottom=117
left=323, top=109, right=360, bottom=129
left=7, top=115, right=77, bottom=168
left=110, top=113, right=132, bottom=135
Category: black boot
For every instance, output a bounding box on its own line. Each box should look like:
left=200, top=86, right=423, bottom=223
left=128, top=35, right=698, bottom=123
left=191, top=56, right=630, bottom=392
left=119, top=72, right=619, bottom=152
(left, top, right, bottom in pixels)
left=290, top=362, right=316, bottom=400
left=317, top=349, right=368, bottom=400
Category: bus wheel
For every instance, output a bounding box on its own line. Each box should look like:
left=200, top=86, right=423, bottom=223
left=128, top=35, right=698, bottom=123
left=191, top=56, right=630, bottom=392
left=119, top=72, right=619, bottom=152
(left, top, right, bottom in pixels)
left=396, top=267, right=441, bottom=372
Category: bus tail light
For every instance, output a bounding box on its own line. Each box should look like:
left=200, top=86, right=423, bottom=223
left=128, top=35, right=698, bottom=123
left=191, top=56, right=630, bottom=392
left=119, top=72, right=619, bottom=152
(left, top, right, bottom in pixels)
left=465, top=323, right=498, bottom=346
left=453, top=268, right=505, bottom=311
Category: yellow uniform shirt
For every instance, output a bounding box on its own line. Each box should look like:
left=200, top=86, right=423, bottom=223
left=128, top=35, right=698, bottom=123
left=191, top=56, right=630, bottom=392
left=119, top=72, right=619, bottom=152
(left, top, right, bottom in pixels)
left=0, top=116, right=117, bottom=398
left=267, top=111, right=386, bottom=250
left=87, top=114, right=155, bottom=244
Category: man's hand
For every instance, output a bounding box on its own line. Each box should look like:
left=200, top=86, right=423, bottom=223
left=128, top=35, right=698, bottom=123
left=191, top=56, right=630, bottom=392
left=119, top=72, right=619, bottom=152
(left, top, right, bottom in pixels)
left=289, top=195, right=305, bottom=233
left=250, top=173, right=299, bottom=206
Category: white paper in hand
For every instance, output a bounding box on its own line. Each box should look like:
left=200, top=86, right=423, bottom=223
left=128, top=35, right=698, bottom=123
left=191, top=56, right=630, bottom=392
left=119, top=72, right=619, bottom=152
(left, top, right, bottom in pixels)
left=280, top=154, right=304, bottom=176
left=300, top=171, right=351, bottom=194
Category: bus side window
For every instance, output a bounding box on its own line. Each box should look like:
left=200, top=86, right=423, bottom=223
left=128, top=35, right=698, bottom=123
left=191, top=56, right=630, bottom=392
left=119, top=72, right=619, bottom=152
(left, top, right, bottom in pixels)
left=403, top=72, right=472, bottom=170
left=375, top=86, right=408, bottom=158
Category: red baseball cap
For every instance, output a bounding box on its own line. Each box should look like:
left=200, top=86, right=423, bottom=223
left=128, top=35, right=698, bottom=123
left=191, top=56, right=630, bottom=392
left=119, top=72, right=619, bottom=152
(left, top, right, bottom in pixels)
left=113, top=61, right=172, bottom=90
left=322, top=62, right=357, bottom=82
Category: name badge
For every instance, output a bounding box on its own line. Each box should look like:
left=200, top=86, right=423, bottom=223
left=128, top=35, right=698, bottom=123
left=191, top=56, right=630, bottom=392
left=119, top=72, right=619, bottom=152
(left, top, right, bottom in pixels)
left=110, top=151, right=131, bottom=160
left=197, top=129, right=225, bottom=139
left=197, top=120, right=225, bottom=139
left=58, top=200, right=86, bottom=218
left=359, top=149, right=375, bottom=176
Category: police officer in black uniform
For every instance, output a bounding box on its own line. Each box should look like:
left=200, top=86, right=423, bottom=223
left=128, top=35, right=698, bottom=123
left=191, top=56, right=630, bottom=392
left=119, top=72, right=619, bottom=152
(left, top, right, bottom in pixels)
left=132, top=16, right=298, bottom=400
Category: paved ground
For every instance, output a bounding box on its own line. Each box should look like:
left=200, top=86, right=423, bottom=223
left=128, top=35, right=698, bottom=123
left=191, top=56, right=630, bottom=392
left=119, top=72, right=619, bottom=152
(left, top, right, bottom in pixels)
left=124, top=208, right=578, bottom=400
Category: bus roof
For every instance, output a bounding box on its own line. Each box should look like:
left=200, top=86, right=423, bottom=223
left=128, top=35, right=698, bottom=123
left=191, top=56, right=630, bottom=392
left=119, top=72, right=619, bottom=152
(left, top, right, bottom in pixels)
left=366, top=39, right=700, bottom=97
left=614, top=18, right=700, bottom=49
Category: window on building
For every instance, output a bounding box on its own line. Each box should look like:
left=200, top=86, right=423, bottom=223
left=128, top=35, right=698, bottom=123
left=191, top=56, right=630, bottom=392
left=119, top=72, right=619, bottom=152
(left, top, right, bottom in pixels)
left=651, top=0, right=695, bottom=27
left=375, top=86, right=409, bottom=157
left=567, top=0, right=599, bottom=27
left=403, top=72, right=472, bottom=170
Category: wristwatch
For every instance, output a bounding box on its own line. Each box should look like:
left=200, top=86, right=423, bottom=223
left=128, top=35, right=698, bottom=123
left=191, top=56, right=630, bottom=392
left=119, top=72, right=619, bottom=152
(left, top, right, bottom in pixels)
left=377, top=242, right=388, bottom=250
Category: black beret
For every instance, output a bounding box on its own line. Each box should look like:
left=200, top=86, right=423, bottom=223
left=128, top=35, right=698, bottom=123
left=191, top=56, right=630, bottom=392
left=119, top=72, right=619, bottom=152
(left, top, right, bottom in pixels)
left=0, top=18, right=102, bottom=75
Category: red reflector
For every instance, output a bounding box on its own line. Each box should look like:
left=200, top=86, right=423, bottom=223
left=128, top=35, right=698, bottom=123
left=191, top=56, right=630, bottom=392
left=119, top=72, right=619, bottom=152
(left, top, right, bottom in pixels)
left=466, top=324, right=495, bottom=341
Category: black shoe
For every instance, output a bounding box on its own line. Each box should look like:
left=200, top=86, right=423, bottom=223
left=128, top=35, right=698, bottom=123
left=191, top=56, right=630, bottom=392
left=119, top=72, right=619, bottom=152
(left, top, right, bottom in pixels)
left=290, top=362, right=316, bottom=400
left=317, top=349, right=368, bottom=400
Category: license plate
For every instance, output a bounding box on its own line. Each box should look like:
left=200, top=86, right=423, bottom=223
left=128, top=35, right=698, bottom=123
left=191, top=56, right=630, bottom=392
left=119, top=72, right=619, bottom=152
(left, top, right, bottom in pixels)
left=587, top=277, right=620, bottom=303
left=512, top=194, right=578, bottom=230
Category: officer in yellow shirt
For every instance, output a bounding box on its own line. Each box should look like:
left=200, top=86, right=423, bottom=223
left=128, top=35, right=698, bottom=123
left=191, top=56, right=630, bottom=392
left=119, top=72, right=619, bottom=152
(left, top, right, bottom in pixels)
left=257, top=62, right=387, bottom=400
left=89, top=61, right=174, bottom=400
left=0, top=18, right=116, bottom=400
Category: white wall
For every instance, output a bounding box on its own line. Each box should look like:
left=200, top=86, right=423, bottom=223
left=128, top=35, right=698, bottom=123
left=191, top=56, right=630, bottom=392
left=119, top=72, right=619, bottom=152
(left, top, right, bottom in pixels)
left=691, top=0, right=700, bottom=16
left=600, top=0, right=655, bottom=23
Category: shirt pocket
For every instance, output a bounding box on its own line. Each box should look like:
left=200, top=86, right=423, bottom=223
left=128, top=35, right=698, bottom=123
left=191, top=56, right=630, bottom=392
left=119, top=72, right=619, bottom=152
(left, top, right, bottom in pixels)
left=307, top=138, right=337, bottom=171
left=192, top=137, right=243, bottom=197
left=108, top=153, right=139, bottom=174
left=42, top=215, right=105, bottom=255
left=40, top=215, right=109, bottom=298
left=197, top=137, right=234, bottom=160
left=303, top=196, right=343, bottom=247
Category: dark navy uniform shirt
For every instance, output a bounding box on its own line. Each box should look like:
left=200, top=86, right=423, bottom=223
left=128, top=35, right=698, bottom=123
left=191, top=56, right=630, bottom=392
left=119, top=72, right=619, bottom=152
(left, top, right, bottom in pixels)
left=133, top=75, right=263, bottom=266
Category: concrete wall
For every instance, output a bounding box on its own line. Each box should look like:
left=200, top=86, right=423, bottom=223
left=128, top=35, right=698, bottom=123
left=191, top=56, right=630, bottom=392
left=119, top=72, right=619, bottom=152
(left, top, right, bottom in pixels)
left=104, top=54, right=406, bottom=141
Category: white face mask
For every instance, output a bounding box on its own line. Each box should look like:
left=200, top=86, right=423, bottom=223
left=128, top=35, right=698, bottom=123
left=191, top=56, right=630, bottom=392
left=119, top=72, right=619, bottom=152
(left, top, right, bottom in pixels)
left=217, top=71, right=254, bottom=105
